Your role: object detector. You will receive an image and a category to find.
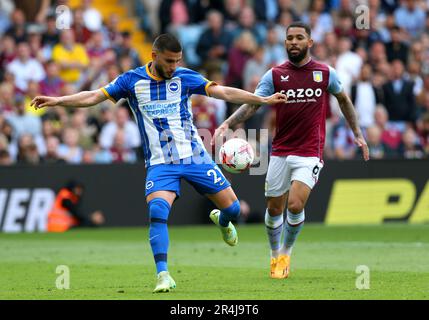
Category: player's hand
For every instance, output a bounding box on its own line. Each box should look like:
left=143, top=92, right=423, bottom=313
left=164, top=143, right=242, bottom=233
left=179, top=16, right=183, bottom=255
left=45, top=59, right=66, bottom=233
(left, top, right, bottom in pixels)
left=90, top=210, right=105, bottom=225
left=30, top=96, right=61, bottom=109
left=355, top=135, right=370, bottom=161
left=264, top=92, right=287, bottom=105
left=211, top=122, right=229, bottom=146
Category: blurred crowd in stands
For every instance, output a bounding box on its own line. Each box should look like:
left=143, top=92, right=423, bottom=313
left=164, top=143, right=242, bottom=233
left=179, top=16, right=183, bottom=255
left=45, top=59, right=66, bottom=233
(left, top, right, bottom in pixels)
left=0, top=0, right=429, bottom=166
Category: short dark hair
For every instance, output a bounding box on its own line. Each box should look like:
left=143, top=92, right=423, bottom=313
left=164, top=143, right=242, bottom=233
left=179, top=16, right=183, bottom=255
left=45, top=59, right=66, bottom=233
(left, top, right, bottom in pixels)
left=152, top=33, right=182, bottom=53
left=287, top=21, right=311, bottom=37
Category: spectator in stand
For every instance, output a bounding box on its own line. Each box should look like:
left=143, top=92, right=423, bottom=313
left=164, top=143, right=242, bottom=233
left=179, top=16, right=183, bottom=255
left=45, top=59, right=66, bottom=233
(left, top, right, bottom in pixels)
left=70, top=108, right=96, bottom=149
left=39, top=60, right=65, bottom=97
left=302, top=0, right=333, bottom=43
left=0, top=83, right=15, bottom=115
left=57, top=127, right=83, bottom=164
left=6, top=95, right=43, bottom=140
left=52, top=30, right=89, bottom=86
left=394, top=0, right=426, bottom=39
left=114, top=31, right=141, bottom=69
left=351, top=64, right=382, bottom=129
left=334, top=11, right=356, bottom=40
left=323, top=31, right=339, bottom=58
left=12, top=133, right=45, bottom=163
left=263, top=24, right=286, bottom=67
left=41, top=14, right=60, bottom=48
left=231, top=6, right=265, bottom=45
left=43, top=135, right=65, bottom=164
left=72, top=8, right=92, bottom=45
left=274, top=10, right=294, bottom=44
left=27, top=28, right=48, bottom=63
left=243, top=46, right=268, bottom=91
left=109, top=129, right=137, bottom=163
left=254, top=0, right=279, bottom=24
left=7, top=42, right=45, bottom=92
left=385, top=25, right=409, bottom=65
left=382, top=59, right=417, bottom=126
left=196, top=10, right=232, bottom=64
left=223, top=0, right=242, bottom=32
left=225, top=31, right=257, bottom=89
left=0, top=35, right=16, bottom=78
left=86, top=31, right=108, bottom=60
left=374, top=105, right=403, bottom=151
left=368, top=41, right=388, bottom=69
left=398, top=127, right=425, bottom=159
left=362, top=125, right=396, bottom=159
left=336, top=36, right=363, bottom=94
left=5, top=9, right=27, bottom=43
left=99, top=106, right=141, bottom=151
left=332, top=121, right=357, bottom=160
left=101, top=14, right=122, bottom=48
left=159, top=0, right=192, bottom=34
left=18, top=142, right=41, bottom=164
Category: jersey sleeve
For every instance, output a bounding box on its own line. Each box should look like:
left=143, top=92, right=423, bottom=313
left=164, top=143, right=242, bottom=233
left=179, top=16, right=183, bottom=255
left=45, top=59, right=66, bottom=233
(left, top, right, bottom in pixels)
left=327, top=66, right=343, bottom=94
left=254, top=69, right=274, bottom=97
left=184, top=69, right=215, bottom=96
left=101, top=72, right=131, bottom=102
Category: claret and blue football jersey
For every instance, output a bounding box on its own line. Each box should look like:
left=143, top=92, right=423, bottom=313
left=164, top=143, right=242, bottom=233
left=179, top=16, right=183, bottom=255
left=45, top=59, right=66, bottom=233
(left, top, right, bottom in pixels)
left=101, top=62, right=215, bottom=167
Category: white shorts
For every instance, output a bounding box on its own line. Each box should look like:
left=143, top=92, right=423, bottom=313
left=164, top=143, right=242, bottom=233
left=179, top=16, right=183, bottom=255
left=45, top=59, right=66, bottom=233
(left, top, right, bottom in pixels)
left=265, top=155, right=324, bottom=197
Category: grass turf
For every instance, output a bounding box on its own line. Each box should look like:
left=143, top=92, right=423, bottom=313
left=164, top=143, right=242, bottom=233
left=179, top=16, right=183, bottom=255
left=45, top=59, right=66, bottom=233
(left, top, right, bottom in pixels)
left=0, top=224, right=428, bottom=300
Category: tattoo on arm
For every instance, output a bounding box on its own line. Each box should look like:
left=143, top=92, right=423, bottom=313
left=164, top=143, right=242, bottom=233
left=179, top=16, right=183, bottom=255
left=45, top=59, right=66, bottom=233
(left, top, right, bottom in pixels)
left=334, top=92, right=362, bottom=137
left=225, top=104, right=261, bottom=127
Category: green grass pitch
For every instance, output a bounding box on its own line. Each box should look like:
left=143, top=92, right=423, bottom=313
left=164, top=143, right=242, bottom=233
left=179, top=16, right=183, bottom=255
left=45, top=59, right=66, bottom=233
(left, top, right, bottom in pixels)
left=0, top=224, right=428, bottom=300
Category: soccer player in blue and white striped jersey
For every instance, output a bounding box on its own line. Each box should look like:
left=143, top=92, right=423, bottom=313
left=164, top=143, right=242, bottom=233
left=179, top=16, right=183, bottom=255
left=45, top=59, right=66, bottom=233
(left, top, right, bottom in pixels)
left=31, top=33, right=286, bottom=293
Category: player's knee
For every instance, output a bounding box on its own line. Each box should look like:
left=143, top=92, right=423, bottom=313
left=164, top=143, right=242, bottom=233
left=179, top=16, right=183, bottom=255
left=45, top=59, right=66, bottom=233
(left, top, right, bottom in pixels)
left=148, top=198, right=171, bottom=222
left=267, top=206, right=283, bottom=216
left=222, top=200, right=241, bottom=220
left=287, top=198, right=304, bottom=214
left=267, top=200, right=285, bottom=216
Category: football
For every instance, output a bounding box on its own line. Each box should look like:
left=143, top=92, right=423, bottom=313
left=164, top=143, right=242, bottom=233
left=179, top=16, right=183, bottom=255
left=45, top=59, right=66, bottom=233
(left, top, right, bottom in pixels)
left=219, top=138, right=255, bottom=174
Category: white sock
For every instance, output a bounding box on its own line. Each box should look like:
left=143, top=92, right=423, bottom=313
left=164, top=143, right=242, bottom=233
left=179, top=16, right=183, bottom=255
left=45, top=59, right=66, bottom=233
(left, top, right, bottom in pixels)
left=265, top=210, right=283, bottom=258
left=280, top=210, right=305, bottom=256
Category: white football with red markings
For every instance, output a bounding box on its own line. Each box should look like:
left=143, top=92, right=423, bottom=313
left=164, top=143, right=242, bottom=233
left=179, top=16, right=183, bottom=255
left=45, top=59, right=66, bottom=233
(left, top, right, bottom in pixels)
left=219, top=138, right=255, bottom=174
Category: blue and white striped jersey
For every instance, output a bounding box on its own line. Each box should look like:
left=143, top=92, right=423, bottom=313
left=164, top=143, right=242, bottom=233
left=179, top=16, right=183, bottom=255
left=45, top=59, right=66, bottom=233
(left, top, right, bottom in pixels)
left=101, top=62, right=215, bottom=167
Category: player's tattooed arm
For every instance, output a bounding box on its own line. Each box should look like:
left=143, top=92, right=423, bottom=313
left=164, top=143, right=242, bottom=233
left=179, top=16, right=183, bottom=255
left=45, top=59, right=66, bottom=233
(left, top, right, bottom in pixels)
left=31, top=89, right=107, bottom=109
left=211, top=104, right=260, bottom=145
left=225, top=104, right=261, bottom=127
left=334, top=91, right=370, bottom=161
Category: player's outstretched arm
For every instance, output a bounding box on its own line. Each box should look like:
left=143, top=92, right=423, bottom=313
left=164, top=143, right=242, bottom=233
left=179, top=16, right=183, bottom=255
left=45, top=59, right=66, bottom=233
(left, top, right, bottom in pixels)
left=207, top=85, right=286, bottom=106
left=333, top=91, right=370, bottom=161
left=31, top=89, right=108, bottom=109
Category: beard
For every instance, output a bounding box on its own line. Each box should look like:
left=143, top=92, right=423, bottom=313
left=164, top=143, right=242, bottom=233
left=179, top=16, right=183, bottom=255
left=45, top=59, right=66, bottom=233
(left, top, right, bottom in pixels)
left=287, top=45, right=308, bottom=64
left=155, top=64, right=172, bottom=79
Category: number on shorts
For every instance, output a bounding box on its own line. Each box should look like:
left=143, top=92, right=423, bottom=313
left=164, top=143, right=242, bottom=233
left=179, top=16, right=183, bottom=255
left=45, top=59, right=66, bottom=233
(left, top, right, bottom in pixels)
left=207, top=167, right=223, bottom=184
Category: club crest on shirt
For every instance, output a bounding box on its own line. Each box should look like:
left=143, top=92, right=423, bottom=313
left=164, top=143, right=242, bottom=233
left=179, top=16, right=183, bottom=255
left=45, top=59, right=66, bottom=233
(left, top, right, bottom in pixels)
left=313, top=71, right=323, bottom=82
left=167, top=80, right=180, bottom=94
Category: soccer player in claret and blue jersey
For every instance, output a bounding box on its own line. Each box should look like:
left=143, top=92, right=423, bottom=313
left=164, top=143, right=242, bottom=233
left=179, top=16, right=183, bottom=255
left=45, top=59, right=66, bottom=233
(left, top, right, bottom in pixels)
left=213, top=22, right=370, bottom=280
left=31, top=34, right=287, bottom=293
